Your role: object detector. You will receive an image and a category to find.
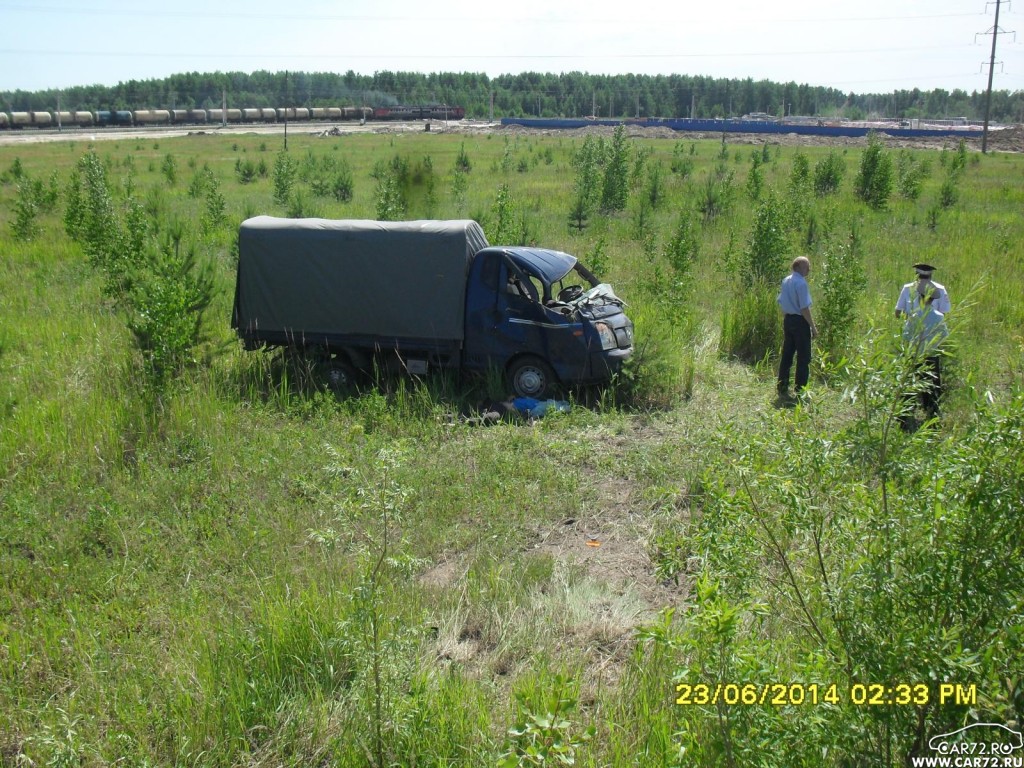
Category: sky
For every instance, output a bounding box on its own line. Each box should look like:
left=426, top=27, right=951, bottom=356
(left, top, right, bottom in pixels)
left=0, top=0, right=1021, bottom=96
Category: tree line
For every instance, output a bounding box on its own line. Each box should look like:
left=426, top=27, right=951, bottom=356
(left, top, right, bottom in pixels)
left=3, top=70, right=1021, bottom=123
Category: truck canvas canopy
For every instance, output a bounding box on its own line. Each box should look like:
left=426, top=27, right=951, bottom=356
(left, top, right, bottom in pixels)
left=233, top=217, right=489, bottom=345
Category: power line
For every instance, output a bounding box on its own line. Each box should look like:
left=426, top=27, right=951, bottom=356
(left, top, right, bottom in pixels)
left=0, top=3, right=992, bottom=24
left=0, top=43, right=979, bottom=61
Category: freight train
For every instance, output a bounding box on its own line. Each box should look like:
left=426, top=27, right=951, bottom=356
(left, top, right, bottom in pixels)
left=0, top=104, right=464, bottom=129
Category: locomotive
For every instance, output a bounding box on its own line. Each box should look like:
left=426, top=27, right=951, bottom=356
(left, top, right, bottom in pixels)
left=0, top=104, right=463, bottom=129
left=371, top=105, right=465, bottom=121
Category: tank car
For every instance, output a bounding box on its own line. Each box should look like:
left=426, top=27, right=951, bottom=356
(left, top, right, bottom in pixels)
left=208, top=108, right=243, bottom=123
left=54, top=110, right=95, bottom=126
left=133, top=109, right=172, bottom=125
left=96, top=110, right=133, bottom=126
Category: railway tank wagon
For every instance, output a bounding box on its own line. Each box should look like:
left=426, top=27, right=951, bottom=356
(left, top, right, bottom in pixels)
left=95, top=110, right=133, bottom=127
left=207, top=108, right=243, bottom=123
left=10, top=111, right=54, bottom=127
left=133, top=109, right=172, bottom=125
left=55, top=110, right=95, bottom=127
left=1, top=103, right=460, bottom=129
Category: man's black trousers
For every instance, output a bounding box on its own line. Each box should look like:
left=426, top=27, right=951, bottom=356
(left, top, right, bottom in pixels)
left=778, top=314, right=811, bottom=393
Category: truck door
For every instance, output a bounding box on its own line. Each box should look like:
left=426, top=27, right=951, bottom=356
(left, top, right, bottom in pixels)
left=464, top=253, right=552, bottom=368
left=465, top=252, right=593, bottom=382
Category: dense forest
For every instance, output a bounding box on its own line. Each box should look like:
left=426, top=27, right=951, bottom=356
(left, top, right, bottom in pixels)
left=3, top=69, right=1022, bottom=122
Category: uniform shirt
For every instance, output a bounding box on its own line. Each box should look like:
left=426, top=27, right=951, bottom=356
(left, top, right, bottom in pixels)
left=778, top=270, right=812, bottom=315
left=902, top=305, right=949, bottom=354
left=896, top=280, right=950, bottom=314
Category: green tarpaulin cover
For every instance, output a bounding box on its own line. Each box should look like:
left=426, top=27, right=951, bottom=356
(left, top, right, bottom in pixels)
left=233, top=217, right=489, bottom=344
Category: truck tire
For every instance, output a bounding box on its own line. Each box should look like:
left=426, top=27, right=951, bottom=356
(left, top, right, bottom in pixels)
left=325, top=360, right=358, bottom=395
left=508, top=356, right=557, bottom=399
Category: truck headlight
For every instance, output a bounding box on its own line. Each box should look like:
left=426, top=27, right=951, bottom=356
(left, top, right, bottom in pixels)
left=594, top=321, right=617, bottom=351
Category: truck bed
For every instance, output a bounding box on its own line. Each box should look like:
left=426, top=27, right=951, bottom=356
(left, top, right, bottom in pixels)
left=233, top=217, right=489, bottom=347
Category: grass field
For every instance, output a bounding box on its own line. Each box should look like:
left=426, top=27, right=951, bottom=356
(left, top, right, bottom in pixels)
left=1, top=126, right=1022, bottom=767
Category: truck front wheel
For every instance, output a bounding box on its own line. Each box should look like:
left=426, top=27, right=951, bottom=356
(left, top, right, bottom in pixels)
left=508, top=356, right=557, bottom=399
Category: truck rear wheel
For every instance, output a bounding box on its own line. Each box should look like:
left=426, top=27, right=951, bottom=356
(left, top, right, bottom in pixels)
left=508, top=356, right=557, bottom=399
left=325, top=360, right=358, bottom=395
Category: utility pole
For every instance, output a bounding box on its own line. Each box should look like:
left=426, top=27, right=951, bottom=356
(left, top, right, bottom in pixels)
left=977, top=0, right=1015, bottom=152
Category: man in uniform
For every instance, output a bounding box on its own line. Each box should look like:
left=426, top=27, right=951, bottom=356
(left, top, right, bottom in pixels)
left=777, top=256, right=817, bottom=399
left=900, top=280, right=949, bottom=427
left=896, top=262, right=951, bottom=318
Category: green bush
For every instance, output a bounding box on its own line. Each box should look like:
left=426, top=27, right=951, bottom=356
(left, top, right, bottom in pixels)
left=854, top=133, right=894, bottom=209
left=745, top=192, right=790, bottom=284
left=813, top=150, right=846, bottom=196
left=816, top=235, right=866, bottom=360
left=600, top=124, right=630, bottom=213
left=272, top=150, right=296, bottom=205
left=896, top=150, right=929, bottom=200
left=128, top=241, right=216, bottom=387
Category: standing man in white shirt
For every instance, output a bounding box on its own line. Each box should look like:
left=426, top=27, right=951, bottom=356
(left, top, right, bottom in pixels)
left=895, top=262, right=951, bottom=318
left=900, top=280, right=950, bottom=427
left=777, top=256, right=818, bottom=398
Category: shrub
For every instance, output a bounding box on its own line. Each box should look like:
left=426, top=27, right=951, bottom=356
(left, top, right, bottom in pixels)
left=671, top=141, right=695, bottom=178
left=161, top=153, right=177, bottom=186
left=201, top=179, right=226, bottom=235
left=790, top=151, right=810, bottom=190
left=896, top=150, right=929, bottom=200
left=663, top=211, right=700, bottom=291
left=699, top=166, right=735, bottom=222
left=455, top=142, right=472, bottom=173
left=569, top=134, right=605, bottom=222
left=491, top=183, right=529, bottom=245
left=332, top=161, right=355, bottom=202
left=816, top=235, right=867, bottom=360
left=813, top=150, right=846, bottom=196
left=600, top=124, right=630, bottom=213
left=375, top=173, right=406, bottom=221
left=272, top=151, right=296, bottom=205
left=1, top=157, right=25, bottom=183
left=128, top=240, right=216, bottom=387
left=745, top=155, right=764, bottom=201
left=10, top=178, right=40, bottom=240
left=854, top=133, right=894, bottom=209
left=234, top=157, right=258, bottom=184
left=939, top=174, right=959, bottom=209
left=745, top=192, right=790, bottom=284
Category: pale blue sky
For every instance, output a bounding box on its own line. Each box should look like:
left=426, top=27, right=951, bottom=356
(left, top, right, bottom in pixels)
left=0, top=0, right=1020, bottom=94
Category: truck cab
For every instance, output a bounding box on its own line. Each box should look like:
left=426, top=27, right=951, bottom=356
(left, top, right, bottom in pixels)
left=464, top=247, right=634, bottom=397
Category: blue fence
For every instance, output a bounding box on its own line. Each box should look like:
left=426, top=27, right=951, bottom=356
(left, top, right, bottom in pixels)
left=499, top=117, right=977, bottom=140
